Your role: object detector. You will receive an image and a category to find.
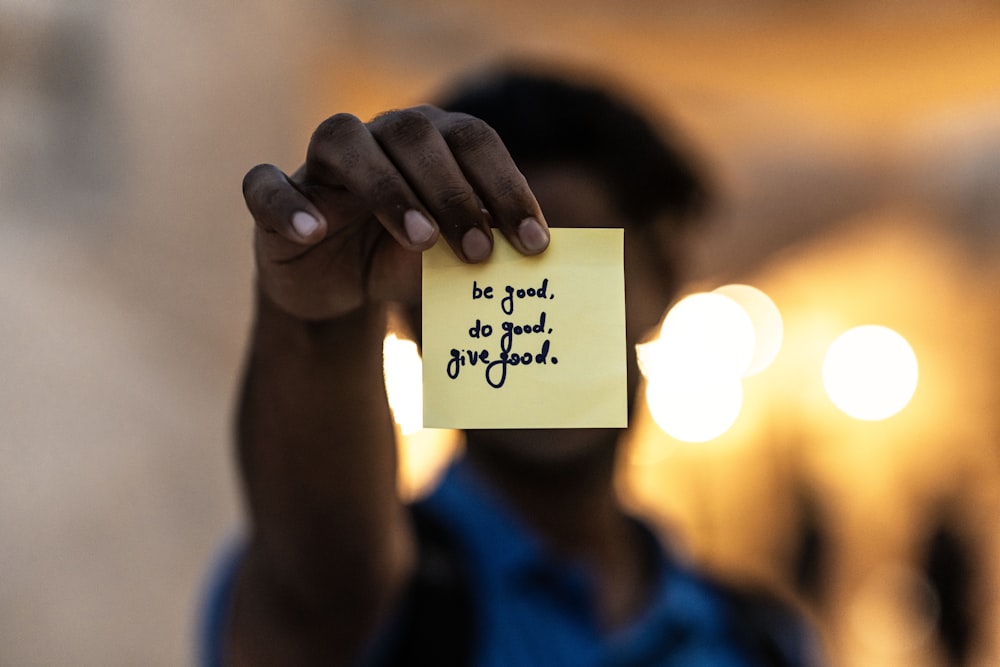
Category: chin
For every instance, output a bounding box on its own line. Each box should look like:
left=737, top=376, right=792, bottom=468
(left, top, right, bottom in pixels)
left=465, top=427, right=623, bottom=467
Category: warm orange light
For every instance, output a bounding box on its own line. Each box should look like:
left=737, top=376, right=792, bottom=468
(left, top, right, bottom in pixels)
left=637, top=291, right=757, bottom=442
left=822, top=325, right=919, bottom=421
left=382, top=332, right=423, bottom=435
left=653, top=292, right=756, bottom=380
left=645, top=375, right=744, bottom=443
left=713, top=284, right=783, bottom=377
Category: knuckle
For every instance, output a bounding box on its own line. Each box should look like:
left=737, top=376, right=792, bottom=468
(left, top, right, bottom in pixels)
left=412, top=103, right=444, bottom=119
left=370, top=108, right=434, bottom=144
left=369, top=172, right=406, bottom=205
left=432, top=185, right=477, bottom=214
left=442, top=115, right=499, bottom=154
left=311, top=113, right=364, bottom=145
left=489, top=173, right=524, bottom=203
left=242, top=164, right=278, bottom=207
left=242, top=164, right=268, bottom=200
left=308, top=113, right=367, bottom=175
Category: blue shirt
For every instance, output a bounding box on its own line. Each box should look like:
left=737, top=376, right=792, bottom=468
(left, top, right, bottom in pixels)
left=200, top=460, right=821, bottom=666
left=380, top=461, right=758, bottom=667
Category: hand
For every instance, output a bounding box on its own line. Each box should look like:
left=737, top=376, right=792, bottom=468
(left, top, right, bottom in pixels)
left=242, top=105, right=550, bottom=321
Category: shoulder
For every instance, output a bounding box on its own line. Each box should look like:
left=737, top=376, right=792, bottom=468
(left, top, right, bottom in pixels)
left=638, top=521, right=826, bottom=667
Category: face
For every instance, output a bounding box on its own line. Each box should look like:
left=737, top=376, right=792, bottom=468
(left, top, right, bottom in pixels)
left=463, top=165, right=682, bottom=466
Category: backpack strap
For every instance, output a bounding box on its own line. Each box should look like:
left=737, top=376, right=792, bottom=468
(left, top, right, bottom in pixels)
left=373, top=504, right=477, bottom=667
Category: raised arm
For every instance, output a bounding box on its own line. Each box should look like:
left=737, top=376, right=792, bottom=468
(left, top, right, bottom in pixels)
left=225, top=106, right=549, bottom=665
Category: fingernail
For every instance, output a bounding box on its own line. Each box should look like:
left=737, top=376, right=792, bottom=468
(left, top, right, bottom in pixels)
left=518, top=217, right=549, bottom=253
left=404, top=209, right=436, bottom=245
left=461, top=227, right=492, bottom=262
left=292, top=211, right=320, bottom=238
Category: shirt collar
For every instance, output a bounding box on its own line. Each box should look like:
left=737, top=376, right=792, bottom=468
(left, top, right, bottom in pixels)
left=420, top=458, right=549, bottom=578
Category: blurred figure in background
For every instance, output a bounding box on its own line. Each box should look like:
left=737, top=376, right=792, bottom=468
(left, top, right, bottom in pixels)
left=202, top=64, right=825, bottom=666
left=921, top=505, right=978, bottom=667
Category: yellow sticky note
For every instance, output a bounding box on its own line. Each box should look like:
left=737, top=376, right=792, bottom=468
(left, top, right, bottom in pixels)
left=422, top=228, right=626, bottom=429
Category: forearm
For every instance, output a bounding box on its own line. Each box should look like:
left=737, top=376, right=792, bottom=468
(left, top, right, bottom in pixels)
left=225, top=99, right=548, bottom=662
left=235, top=285, right=412, bottom=608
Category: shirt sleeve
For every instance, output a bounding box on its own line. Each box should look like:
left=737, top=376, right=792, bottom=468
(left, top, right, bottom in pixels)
left=196, top=537, right=246, bottom=667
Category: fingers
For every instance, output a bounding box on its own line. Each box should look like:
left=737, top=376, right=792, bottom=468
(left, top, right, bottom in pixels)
left=303, top=108, right=549, bottom=263
left=426, top=108, right=550, bottom=257
left=243, top=163, right=327, bottom=245
left=304, top=113, right=441, bottom=253
left=368, top=109, right=494, bottom=262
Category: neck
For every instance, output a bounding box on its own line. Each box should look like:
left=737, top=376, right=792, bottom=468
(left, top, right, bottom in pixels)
left=463, top=431, right=655, bottom=628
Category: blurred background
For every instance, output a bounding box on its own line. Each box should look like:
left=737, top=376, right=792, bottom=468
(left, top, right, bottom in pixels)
left=1, top=1, right=999, bottom=665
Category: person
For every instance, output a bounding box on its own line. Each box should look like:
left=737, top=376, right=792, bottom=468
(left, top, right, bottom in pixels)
left=201, top=64, right=824, bottom=666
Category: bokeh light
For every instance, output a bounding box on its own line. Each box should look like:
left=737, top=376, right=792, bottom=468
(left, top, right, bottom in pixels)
left=656, top=292, right=756, bottom=380
left=638, top=289, right=770, bottom=442
left=382, top=332, right=423, bottom=435
left=645, top=375, right=744, bottom=443
left=823, top=325, right=919, bottom=421
left=713, top=284, right=784, bottom=377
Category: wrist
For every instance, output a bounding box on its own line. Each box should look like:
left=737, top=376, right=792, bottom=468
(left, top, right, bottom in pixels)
left=254, top=280, right=388, bottom=342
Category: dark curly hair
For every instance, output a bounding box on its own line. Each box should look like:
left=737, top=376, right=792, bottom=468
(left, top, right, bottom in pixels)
left=435, top=64, right=711, bottom=228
